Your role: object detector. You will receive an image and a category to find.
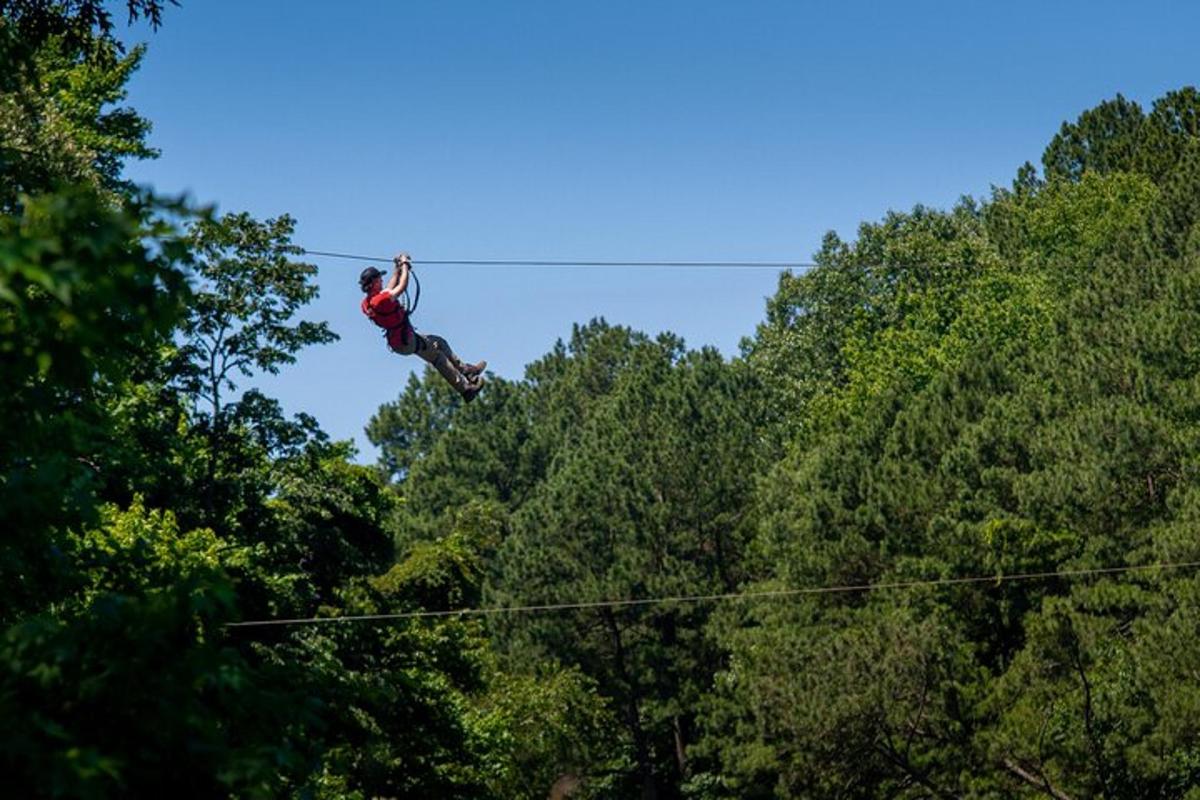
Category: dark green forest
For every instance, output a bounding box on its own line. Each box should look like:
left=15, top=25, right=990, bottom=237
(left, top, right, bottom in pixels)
left=5, top=4, right=1200, bottom=799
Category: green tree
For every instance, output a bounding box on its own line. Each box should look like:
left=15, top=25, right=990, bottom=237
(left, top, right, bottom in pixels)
left=0, top=7, right=563, bottom=798
left=489, top=328, right=764, bottom=799
left=171, top=210, right=337, bottom=531
left=177, top=211, right=335, bottom=423
left=0, top=500, right=318, bottom=799
left=0, top=189, right=188, bottom=617
left=0, top=6, right=187, bottom=614
left=1042, top=93, right=1146, bottom=182
left=368, top=368, right=534, bottom=546
left=697, top=90, right=1200, bottom=796
left=705, top=247, right=1200, bottom=798
left=0, top=0, right=171, bottom=53
left=744, top=202, right=999, bottom=441
left=470, top=664, right=626, bottom=800
left=0, top=35, right=155, bottom=210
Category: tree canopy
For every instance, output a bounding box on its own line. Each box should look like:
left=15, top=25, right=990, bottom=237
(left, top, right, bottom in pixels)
left=5, top=4, right=1200, bottom=797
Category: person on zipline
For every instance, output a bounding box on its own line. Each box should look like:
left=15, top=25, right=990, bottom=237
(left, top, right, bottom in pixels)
left=360, top=253, right=486, bottom=401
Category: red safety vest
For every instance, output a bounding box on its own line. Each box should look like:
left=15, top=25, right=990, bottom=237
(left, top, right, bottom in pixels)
left=361, top=291, right=412, bottom=350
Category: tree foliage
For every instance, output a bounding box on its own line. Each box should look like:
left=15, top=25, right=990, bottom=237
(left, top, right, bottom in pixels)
left=7, top=7, right=1200, bottom=795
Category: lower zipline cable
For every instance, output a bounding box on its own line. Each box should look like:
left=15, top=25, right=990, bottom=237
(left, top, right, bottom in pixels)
left=224, top=559, right=1200, bottom=630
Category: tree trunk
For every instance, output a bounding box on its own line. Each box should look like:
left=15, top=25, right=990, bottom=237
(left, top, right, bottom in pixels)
left=673, top=714, right=688, bottom=778
left=603, top=610, right=657, bottom=800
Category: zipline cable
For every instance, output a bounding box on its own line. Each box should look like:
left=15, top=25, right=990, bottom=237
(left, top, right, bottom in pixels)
left=224, top=559, right=1200, bottom=630
left=301, top=248, right=1086, bottom=272
left=301, top=248, right=816, bottom=269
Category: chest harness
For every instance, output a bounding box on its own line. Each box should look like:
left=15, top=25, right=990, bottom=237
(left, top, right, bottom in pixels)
left=361, top=270, right=421, bottom=349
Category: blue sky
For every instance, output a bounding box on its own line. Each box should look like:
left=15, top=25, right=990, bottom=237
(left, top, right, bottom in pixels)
left=121, top=0, right=1199, bottom=459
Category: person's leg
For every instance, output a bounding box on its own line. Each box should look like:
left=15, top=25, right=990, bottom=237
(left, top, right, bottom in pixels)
left=415, top=334, right=482, bottom=395
left=421, top=334, right=484, bottom=377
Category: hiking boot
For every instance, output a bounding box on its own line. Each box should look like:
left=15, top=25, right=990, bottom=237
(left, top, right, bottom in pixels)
left=460, top=375, right=485, bottom=403
left=459, top=359, right=487, bottom=378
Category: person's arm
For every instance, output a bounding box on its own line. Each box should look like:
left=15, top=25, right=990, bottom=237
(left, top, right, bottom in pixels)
left=386, top=253, right=411, bottom=298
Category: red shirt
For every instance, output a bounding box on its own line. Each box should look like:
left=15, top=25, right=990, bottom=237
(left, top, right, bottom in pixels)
left=361, top=290, right=411, bottom=349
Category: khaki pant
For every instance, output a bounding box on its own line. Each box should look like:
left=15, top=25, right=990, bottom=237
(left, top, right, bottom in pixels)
left=392, top=332, right=472, bottom=392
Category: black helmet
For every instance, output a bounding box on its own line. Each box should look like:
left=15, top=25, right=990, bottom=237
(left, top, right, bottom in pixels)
left=359, top=266, right=383, bottom=292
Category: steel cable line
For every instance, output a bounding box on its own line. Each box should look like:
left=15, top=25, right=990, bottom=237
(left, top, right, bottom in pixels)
left=302, top=248, right=815, bottom=269
left=224, top=559, right=1200, bottom=630
left=301, top=248, right=1106, bottom=272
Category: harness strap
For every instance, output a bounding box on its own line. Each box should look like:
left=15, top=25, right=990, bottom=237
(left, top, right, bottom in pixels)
left=363, top=294, right=413, bottom=347
left=407, top=269, right=421, bottom=315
